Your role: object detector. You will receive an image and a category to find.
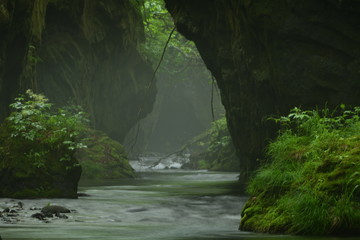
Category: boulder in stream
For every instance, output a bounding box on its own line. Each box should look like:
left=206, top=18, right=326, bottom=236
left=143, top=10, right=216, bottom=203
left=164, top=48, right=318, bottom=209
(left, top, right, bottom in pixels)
left=41, top=205, right=71, bottom=217
left=76, top=130, right=135, bottom=179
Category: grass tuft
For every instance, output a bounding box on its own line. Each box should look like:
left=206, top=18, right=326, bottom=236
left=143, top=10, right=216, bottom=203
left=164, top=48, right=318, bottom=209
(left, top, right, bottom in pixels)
left=240, top=106, right=360, bottom=235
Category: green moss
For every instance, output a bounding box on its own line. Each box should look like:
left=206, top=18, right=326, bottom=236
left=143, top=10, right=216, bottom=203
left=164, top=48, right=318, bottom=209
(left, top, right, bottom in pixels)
left=0, top=91, right=86, bottom=198
left=76, top=129, right=135, bottom=179
left=241, top=107, right=360, bottom=235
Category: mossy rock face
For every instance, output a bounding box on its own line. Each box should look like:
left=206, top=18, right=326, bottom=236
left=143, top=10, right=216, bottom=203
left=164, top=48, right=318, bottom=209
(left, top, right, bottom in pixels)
left=0, top=124, right=81, bottom=199
left=183, top=142, right=239, bottom=172
left=75, top=130, right=135, bottom=179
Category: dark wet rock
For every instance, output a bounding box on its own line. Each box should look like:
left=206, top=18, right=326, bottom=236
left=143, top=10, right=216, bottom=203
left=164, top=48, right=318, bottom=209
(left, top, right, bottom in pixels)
left=9, top=209, right=17, bottom=213
left=3, top=208, right=9, bottom=213
left=55, top=213, right=68, bottom=219
left=11, top=202, right=23, bottom=209
left=41, top=205, right=71, bottom=217
left=126, top=207, right=148, bottom=213
left=16, top=202, right=24, bottom=209
left=2, top=216, right=11, bottom=223
left=6, top=213, right=18, bottom=217
left=31, top=212, right=46, bottom=220
left=0, top=150, right=81, bottom=199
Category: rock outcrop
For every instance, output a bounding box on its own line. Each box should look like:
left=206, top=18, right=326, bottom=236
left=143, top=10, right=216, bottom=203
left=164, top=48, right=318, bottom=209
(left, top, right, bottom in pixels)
left=76, top=129, right=135, bottom=179
left=0, top=0, right=156, bottom=142
left=165, top=0, right=360, bottom=182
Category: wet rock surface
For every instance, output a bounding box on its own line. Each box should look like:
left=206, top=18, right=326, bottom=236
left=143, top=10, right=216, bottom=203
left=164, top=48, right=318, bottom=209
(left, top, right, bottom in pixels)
left=41, top=205, right=71, bottom=216
left=0, top=200, right=74, bottom=224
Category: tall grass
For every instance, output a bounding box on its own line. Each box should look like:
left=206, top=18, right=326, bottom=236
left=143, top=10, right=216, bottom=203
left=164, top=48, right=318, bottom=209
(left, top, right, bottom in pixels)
left=240, top=106, right=360, bottom=235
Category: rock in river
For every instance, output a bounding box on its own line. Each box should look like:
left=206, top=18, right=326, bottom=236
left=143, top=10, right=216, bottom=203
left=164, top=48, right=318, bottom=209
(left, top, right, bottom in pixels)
left=41, top=205, right=71, bottom=217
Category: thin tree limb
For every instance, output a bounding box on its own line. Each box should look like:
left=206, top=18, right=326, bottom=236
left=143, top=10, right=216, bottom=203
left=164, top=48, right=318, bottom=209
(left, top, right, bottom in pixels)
left=129, top=26, right=176, bottom=155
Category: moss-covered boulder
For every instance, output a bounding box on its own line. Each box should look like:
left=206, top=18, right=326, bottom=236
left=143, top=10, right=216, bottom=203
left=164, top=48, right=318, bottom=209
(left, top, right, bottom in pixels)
left=0, top=90, right=135, bottom=198
left=0, top=91, right=85, bottom=198
left=182, top=118, right=239, bottom=171
left=0, top=145, right=81, bottom=199
left=76, top=130, right=135, bottom=179
left=240, top=108, right=360, bottom=235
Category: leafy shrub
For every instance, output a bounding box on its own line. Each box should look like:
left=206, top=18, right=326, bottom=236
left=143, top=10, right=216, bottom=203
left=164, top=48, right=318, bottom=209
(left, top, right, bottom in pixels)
left=6, top=89, right=88, bottom=150
left=0, top=90, right=89, bottom=198
left=182, top=117, right=239, bottom=171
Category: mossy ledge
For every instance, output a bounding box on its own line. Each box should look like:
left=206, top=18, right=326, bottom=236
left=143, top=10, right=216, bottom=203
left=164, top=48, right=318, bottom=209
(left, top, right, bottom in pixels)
left=240, top=107, right=360, bottom=235
left=76, top=129, right=135, bottom=180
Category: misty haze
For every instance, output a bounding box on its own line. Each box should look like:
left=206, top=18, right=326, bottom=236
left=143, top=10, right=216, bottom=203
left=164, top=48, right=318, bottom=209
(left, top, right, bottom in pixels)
left=0, top=1, right=359, bottom=240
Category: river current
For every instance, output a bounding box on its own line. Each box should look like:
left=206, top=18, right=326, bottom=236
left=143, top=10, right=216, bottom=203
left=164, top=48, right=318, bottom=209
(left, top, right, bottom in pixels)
left=0, top=156, right=358, bottom=240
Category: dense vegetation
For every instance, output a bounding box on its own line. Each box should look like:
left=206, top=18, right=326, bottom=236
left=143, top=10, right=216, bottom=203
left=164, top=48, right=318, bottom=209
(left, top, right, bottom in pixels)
left=182, top=117, right=239, bottom=171
left=140, top=0, right=201, bottom=76
left=240, top=107, right=360, bottom=235
left=0, top=91, right=134, bottom=198
left=127, top=0, right=224, bottom=154
left=76, top=130, right=134, bottom=179
left=0, top=90, right=87, bottom=198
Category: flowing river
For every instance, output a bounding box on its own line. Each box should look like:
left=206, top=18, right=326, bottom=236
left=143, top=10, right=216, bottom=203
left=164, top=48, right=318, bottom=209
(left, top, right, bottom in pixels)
left=0, top=156, right=358, bottom=240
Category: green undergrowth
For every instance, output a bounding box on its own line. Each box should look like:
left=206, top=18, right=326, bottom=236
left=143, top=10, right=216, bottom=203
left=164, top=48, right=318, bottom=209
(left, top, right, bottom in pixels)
left=182, top=117, right=239, bottom=171
left=240, top=107, right=360, bottom=235
left=76, top=129, right=135, bottom=179
left=0, top=90, right=135, bottom=198
left=0, top=90, right=87, bottom=198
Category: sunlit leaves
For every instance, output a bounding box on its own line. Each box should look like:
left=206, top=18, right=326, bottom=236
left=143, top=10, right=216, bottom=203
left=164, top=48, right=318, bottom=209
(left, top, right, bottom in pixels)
left=6, top=89, right=89, bottom=151
left=140, top=0, right=201, bottom=77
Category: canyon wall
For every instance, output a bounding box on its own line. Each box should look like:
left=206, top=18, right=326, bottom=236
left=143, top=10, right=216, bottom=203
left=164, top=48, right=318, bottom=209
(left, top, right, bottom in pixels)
left=165, top=0, right=360, bottom=182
